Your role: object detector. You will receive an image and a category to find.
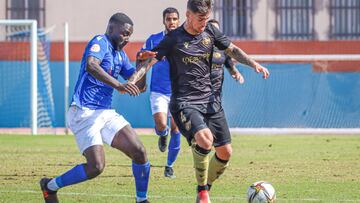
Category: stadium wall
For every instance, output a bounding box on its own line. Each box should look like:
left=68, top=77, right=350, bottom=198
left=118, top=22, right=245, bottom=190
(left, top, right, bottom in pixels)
left=0, top=41, right=360, bottom=128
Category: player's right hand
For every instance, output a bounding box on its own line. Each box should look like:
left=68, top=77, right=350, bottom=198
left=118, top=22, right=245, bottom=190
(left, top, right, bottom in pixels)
left=255, top=64, right=270, bottom=79
left=137, top=50, right=157, bottom=60
left=117, top=82, right=140, bottom=96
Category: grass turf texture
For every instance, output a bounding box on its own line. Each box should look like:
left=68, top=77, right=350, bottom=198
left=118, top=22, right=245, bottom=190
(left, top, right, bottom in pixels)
left=0, top=134, right=359, bottom=202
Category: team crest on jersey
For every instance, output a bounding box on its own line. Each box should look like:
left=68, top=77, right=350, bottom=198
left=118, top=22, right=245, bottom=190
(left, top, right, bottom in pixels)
left=214, top=52, right=221, bottom=58
left=184, top=42, right=189, bottom=49
left=90, top=44, right=100, bottom=52
left=202, top=37, right=211, bottom=46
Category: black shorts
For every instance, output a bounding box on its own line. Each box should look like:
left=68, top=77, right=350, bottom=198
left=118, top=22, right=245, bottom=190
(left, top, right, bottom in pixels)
left=171, top=105, right=231, bottom=147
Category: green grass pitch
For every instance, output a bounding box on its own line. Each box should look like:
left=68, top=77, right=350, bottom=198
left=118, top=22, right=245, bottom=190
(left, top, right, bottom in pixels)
left=0, top=134, right=359, bottom=202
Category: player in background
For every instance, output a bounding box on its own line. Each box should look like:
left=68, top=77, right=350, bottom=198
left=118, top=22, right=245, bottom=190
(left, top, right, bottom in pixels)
left=141, top=7, right=181, bottom=178
left=208, top=19, right=244, bottom=105
left=39, top=13, right=153, bottom=203
left=130, top=0, right=269, bottom=202
left=206, top=19, right=244, bottom=191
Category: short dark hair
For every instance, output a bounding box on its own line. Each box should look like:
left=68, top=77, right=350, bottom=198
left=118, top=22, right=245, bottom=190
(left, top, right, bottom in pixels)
left=208, top=19, right=219, bottom=25
left=163, top=7, right=179, bottom=20
left=187, top=0, right=212, bottom=14
left=109, top=12, right=133, bottom=26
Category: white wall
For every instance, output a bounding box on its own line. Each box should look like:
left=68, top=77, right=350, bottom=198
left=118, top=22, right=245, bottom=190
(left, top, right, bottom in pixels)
left=0, top=0, right=333, bottom=41
left=46, top=0, right=187, bottom=41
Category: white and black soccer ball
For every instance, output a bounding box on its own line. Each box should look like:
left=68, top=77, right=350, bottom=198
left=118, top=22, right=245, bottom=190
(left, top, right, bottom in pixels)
left=247, top=181, right=276, bottom=203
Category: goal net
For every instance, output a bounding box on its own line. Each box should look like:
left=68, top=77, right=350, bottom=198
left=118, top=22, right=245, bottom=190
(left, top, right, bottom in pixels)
left=222, top=55, right=360, bottom=134
left=0, top=20, right=56, bottom=133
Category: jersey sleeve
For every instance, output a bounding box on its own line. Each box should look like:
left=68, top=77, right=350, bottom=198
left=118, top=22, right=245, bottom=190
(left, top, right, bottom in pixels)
left=86, top=36, right=108, bottom=61
left=224, top=54, right=234, bottom=69
left=119, top=51, right=136, bottom=80
left=152, top=34, right=174, bottom=61
left=208, top=23, right=231, bottom=51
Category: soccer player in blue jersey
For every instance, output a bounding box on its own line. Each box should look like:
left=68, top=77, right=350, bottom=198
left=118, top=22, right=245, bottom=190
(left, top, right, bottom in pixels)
left=39, top=13, right=153, bottom=203
left=131, top=0, right=269, bottom=202
left=141, top=7, right=181, bottom=178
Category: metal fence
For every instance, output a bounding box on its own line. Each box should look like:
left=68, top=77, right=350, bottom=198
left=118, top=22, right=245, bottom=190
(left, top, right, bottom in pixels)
left=330, top=0, right=360, bottom=39
left=275, top=0, right=314, bottom=40
left=213, top=0, right=253, bottom=39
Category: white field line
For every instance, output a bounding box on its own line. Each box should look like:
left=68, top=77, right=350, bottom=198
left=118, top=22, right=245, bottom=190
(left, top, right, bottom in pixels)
left=1, top=190, right=360, bottom=202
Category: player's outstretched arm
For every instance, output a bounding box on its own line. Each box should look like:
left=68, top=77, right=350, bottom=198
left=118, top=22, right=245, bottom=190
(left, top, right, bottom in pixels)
left=225, top=43, right=269, bottom=79
left=86, top=56, right=140, bottom=96
left=128, top=51, right=158, bottom=84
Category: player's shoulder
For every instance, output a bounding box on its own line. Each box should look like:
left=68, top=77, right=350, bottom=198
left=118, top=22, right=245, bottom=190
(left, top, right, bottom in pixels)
left=148, top=31, right=164, bottom=41
left=89, top=34, right=109, bottom=47
left=205, top=23, right=217, bottom=35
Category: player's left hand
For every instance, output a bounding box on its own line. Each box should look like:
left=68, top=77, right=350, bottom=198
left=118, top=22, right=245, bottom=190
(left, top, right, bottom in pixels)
left=230, top=69, right=245, bottom=84
left=254, top=64, right=270, bottom=79
left=117, top=82, right=140, bottom=96
left=137, top=51, right=157, bottom=60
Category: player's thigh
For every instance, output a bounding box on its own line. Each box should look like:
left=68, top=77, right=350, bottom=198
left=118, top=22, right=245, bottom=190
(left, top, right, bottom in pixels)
left=171, top=107, right=208, bottom=146
left=66, top=106, right=105, bottom=154
left=100, top=109, right=130, bottom=147
left=206, top=109, right=231, bottom=147
left=100, top=110, right=145, bottom=159
left=111, top=125, right=147, bottom=163
left=150, top=91, right=170, bottom=116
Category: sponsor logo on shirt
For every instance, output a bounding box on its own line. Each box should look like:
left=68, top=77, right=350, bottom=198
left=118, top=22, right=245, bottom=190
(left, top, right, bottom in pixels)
left=90, top=44, right=100, bottom=52
left=182, top=53, right=211, bottom=65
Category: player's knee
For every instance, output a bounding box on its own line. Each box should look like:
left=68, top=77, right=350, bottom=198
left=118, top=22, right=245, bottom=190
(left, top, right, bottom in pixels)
left=195, top=131, right=213, bottom=149
left=217, top=146, right=233, bottom=160
left=132, top=145, right=148, bottom=164
left=196, top=138, right=213, bottom=150
left=221, top=149, right=232, bottom=160
left=87, top=162, right=105, bottom=178
left=155, top=121, right=167, bottom=132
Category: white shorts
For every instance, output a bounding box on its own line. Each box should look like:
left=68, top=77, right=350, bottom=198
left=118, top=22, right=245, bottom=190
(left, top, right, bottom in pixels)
left=66, top=106, right=130, bottom=154
left=150, top=91, right=171, bottom=115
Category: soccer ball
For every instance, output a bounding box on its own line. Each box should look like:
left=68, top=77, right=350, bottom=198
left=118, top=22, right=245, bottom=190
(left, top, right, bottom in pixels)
left=247, top=181, right=276, bottom=203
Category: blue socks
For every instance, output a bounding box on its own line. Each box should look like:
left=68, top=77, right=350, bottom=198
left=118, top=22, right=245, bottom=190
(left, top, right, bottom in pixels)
left=167, top=131, right=181, bottom=167
left=132, top=161, right=150, bottom=202
left=50, top=164, right=88, bottom=190
left=155, top=126, right=169, bottom=137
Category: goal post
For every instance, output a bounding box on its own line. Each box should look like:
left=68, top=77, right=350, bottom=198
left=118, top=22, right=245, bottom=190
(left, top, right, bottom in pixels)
left=0, top=19, right=38, bottom=135
left=0, top=20, right=69, bottom=135
left=64, top=22, right=70, bottom=135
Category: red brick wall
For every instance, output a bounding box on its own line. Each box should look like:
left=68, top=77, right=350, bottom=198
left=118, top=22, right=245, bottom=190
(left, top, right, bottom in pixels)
left=1, top=41, right=360, bottom=71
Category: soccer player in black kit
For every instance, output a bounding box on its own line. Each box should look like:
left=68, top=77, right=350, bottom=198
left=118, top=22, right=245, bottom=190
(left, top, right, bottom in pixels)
left=131, top=1, right=269, bottom=202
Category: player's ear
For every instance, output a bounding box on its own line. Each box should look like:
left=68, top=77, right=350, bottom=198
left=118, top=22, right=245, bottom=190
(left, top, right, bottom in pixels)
left=186, top=10, right=190, bottom=18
